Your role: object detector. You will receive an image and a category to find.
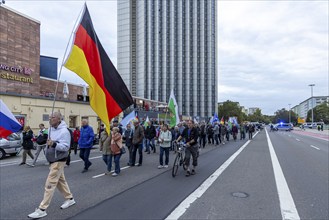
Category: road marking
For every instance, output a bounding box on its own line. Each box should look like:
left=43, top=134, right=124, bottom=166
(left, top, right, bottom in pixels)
left=310, top=145, right=320, bottom=150
left=92, top=165, right=131, bottom=178
left=265, top=129, right=300, bottom=220
left=165, top=131, right=259, bottom=220
left=296, top=139, right=300, bottom=141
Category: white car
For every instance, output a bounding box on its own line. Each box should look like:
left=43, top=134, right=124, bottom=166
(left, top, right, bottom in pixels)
left=0, top=133, right=22, bottom=159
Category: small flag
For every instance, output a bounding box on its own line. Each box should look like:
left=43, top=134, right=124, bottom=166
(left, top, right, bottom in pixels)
left=0, top=99, right=22, bottom=138
left=220, top=116, right=224, bottom=125
left=168, top=89, right=180, bottom=128
left=121, top=110, right=136, bottom=128
left=144, top=116, right=150, bottom=128
left=64, top=4, right=133, bottom=133
left=211, top=113, right=219, bottom=125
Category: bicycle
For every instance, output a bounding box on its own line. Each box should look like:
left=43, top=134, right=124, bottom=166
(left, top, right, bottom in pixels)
left=172, top=142, right=187, bottom=177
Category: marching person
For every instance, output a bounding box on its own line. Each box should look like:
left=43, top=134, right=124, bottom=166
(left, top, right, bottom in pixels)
left=131, top=119, right=144, bottom=167
left=176, top=120, right=199, bottom=177
left=27, top=124, right=48, bottom=167
left=158, top=124, right=172, bottom=169
left=20, top=126, right=34, bottom=166
left=78, top=119, right=94, bottom=173
left=72, top=127, right=80, bottom=155
left=28, top=112, right=75, bottom=219
left=99, top=129, right=112, bottom=175
left=123, top=123, right=133, bottom=166
left=109, top=127, right=123, bottom=176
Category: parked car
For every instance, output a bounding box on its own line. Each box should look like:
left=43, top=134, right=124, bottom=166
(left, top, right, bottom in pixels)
left=0, top=133, right=22, bottom=159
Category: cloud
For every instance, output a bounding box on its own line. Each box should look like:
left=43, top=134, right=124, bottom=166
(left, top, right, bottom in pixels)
left=218, top=1, right=328, bottom=114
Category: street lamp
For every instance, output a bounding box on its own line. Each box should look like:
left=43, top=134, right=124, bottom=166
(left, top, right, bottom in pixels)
left=308, top=84, right=315, bottom=125
left=288, top=104, right=291, bottom=124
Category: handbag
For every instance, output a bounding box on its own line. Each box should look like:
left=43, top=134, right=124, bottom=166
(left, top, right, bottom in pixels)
left=120, top=146, right=126, bottom=154
left=110, top=143, right=121, bottom=155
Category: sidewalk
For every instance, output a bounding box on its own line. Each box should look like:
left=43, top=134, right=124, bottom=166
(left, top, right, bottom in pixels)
left=292, top=128, right=329, bottom=141
left=294, top=127, right=329, bottom=136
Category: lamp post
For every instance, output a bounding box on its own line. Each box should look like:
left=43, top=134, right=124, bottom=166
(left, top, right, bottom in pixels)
left=288, top=104, right=291, bottom=124
left=308, top=84, right=315, bottom=126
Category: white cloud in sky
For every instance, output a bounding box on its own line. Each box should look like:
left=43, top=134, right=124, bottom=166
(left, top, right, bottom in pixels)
left=4, top=0, right=329, bottom=115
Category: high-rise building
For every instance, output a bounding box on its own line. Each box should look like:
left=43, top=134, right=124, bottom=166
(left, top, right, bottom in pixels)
left=117, top=0, right=217, bottom=118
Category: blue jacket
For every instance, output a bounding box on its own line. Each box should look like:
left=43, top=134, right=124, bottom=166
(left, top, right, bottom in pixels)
left=78, top=125, right=94, bottom=148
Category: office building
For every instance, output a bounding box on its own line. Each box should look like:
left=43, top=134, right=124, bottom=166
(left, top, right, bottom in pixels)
left=117, top=0, right=217, bottom=117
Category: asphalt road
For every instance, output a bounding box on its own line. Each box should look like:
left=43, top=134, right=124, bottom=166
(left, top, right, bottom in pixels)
left=0, top=128, right=328, bottom=220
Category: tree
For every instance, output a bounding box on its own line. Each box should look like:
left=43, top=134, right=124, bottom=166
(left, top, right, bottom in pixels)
left=273, top=108, right=298, bottom=124
left=247, top=109, right=264, bottom=122
left=306, top=102, right=329, bottom=124
left=218, top=100, right=247, bottom=123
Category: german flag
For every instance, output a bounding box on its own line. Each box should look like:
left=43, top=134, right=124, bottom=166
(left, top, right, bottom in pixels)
left=64, top=5, right=133, bottom=133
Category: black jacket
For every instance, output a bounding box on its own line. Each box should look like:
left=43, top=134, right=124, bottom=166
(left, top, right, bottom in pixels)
left=145, top=125, right=156, bottom=139
left=22, top=130, right=34, bottom=150
left=181, top=127, right=198, bottom=146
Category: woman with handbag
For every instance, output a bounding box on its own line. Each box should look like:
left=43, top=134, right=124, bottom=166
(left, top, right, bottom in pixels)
left=109, top=127, right=123, bottom=176
left=99, top=129, right=112, bottom=175
left=19, top=126, right=34, bottom=165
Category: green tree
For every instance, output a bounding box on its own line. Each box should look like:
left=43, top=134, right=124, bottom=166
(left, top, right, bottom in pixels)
left=307, top=102, right=329, bottom=124
left=273, top=108, right=298, bottom=124
left=247, top=109, right=264, bottom=122
left=218, top=100, right=246, bottom=123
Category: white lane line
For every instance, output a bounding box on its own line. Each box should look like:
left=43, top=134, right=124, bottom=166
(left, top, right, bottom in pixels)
left=296, top=139, right=300, bottom=142
left=265, top=129, right=300, bottom=220
left=92, top=166, right=130, bottom=178
left=165, top=131, right=259, bottom=220
left=310, top=145, right=320, bottom=150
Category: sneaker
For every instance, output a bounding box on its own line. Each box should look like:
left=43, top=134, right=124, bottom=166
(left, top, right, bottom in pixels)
left=158, top=165, right=164, bottom=169
left=19, top=162, right=25, bottom=166
left=26, top=163, right=35, bottom=167
left=164, top=165, right=169, bottom=168
left=28, top=208, right=47, bottom=219
left=104, top=171, right=111, bottom=175
left=60, top=199, right=76, bottom=209
left=191, top=169, right=196, bottom=175
left=112, top=173, right=118, bottom=177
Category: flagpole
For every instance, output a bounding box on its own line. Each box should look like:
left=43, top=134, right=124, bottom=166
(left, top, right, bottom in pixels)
left=50, top=4, right=86, bottom=117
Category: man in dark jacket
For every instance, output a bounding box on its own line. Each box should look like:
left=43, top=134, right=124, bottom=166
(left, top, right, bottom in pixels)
left=78, top=119, right=94, bottom=173
left=199, top=122, right=207, bottom=148
left=144, top=121, right=156, bottom=154
left=131, top=119, right=144, bottom=166
left=176, top=120, right=199, bottom=177
left=123, top=123, right=133, bottom=166
left=27, top=123, right=48, bottom=167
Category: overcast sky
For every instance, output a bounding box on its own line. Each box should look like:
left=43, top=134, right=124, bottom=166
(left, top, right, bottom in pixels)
left=4, top=0, right=328, bottom=115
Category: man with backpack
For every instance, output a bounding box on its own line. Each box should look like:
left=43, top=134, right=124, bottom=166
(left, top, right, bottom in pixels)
left=27, top=124, right=48, bottom=167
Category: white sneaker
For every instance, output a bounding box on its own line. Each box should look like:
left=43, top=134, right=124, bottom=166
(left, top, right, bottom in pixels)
left=158, top=165, right=164, bottom=169
left=60, top=199, right=76, bottom=209
left=28, top=208, right=47, bottom=219
left=164, top=165, right=169, bottom=168
left=112, top=173, right=118, bottom=177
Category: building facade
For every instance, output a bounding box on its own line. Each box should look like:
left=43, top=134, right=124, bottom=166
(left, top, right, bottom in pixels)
left=291, top=96, right=329, bottom=119
left=117, top=0, right=218, bottom=118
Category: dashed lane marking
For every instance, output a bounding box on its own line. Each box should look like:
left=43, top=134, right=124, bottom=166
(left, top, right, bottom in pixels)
left=92, top=165, right=131, bottom=178
left=310, top=145, right=320, bottom=150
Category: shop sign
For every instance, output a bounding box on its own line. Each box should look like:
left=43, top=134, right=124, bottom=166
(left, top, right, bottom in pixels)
left=0, top=63, right=34, bottom=83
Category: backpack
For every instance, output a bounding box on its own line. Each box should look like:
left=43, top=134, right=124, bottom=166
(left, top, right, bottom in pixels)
left=36, top=130, right=48, bottom=145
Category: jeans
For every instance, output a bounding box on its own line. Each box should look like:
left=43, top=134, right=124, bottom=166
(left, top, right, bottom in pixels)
left=145, top=138, right=155, bottom=153
left=199, top=135, right=206, bottom=148
left=249, top=132, right=253, bottom=139
left=207, top=134, right=214, bottom=144
left=79, top=148, right=91, bottom=170
left=214, top=134, right=220, bottom=145
left=131, top=143, right=143, bottom=165
left=159, top=147, right=169, bottom=166
left=103, top=154, right=121, bottom=174
left=240, top=132, right=245, bottom=140
left=32, top=144, right=46, bottom=165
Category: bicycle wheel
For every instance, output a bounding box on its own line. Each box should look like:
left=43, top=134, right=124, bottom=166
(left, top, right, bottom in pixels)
left=172, top=153, right=180, bottom=177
